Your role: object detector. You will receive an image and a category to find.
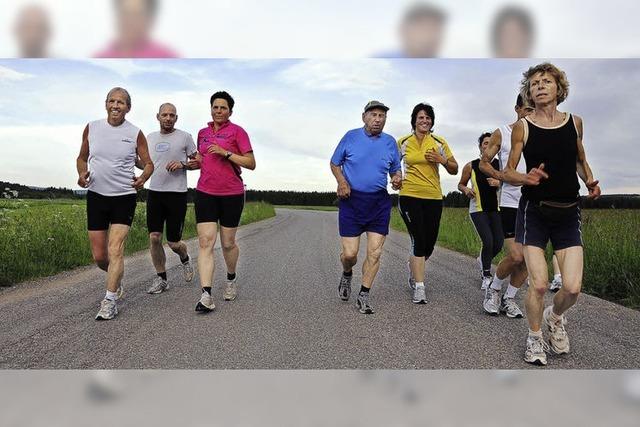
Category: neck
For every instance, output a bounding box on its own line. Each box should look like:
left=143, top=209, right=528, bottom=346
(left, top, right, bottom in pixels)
left=107, top=117, right=125, bottom=126
left=414, top=130, right=429, bottom=141
left=160, top=128, right=175, bottom=135
left=535, top=103, right=559, bottom=121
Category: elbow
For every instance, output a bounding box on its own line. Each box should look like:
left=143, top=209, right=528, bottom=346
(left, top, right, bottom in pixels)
left=248, top=160, right=257, bottom=170
left=450, top=166, right=459, bottom=175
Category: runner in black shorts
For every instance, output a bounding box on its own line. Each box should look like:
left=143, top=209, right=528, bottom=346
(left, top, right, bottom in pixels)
left=478, top=94, right=534, bottom=318
left=504, top=62, right=601, bottom=366
left=193, top=91, right=256, bottom=312
left=141, top=103, right=198, bottom=294
left=77, top=87, right=153, bottom=320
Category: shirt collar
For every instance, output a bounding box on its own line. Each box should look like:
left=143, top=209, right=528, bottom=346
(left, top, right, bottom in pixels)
left=208, top=120, right=231, bottom=133
left=362, top=127, right=382, bottom=138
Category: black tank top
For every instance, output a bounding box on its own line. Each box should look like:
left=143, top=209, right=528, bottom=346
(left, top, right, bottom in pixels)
left=521, top=114, right=580, bottom=203
left=471, top=158, right=499, bottom=212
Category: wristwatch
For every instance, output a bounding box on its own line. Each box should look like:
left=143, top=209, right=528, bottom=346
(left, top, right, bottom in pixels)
left=225, top=152, right=232, bottom=159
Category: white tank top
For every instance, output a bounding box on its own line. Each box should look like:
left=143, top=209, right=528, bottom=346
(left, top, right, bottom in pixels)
left=87, top=119, right=140, bottom=196
left=498, top=124, right=526, bottom=208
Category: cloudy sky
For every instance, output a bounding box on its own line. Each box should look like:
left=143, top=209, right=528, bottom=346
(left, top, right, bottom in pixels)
left=1, top=58, right=639, bottom=195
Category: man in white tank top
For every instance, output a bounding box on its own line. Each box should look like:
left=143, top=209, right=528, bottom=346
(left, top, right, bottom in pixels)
left=141, top=103, right=198, bottom=295
left=478, top=94, right=533, bottom=318
left=76, top=87, right=154, bottom=320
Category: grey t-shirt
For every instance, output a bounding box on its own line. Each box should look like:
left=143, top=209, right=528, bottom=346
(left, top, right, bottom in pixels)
left=147, top=129, right=197, bottom=192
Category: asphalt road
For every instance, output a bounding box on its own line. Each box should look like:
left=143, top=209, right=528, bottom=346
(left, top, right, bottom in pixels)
left=1, top=208, right=638, bottom=369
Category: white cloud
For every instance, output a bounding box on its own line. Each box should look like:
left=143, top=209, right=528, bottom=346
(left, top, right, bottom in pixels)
left=279, top=60, right=394, bottom=92
left=0, top=65, right=33, bottom=82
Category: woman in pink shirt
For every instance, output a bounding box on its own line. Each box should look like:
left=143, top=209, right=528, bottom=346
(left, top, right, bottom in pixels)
left=193, top=91, right=256, bottom=312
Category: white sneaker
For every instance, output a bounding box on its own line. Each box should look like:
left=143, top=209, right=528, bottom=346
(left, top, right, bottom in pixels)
left=95, top=298, right=118, bottom=320
left=524, top=333, right=549, bottom=366
left=147, top=276, right=168, bottom=294
left=549, top=277, right=562, bottom=292
left=182, top=259, right=194, bottom=282
left=223, top=278, right=237, bottom=301
left=481, top=276, right=492, bottom=290
left=195, top=291, right=215, bottom=312
left=412, top=284, right=426, bottom=304
left=543, top=306, right=570, bottom=354
left=483, top=287, right=500, bottom=315
left=500, top=297, right=524, bottom=318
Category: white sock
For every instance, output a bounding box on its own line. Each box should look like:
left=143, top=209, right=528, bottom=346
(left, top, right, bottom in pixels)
left=554, top=273, right=562, bottom=282
left=491, top=274, right=507, bottom=291
left=105, top=290, right=118, bottom=301
left=504, top=284, right=518, bottom=299
left=415, top=281, right=425, bottom=288
left=528, top=329, right=543, bottom=338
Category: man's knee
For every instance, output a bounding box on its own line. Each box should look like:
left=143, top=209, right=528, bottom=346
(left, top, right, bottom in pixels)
left=341, top=250, right=357, bottom=265
left=367, top=246, right=383, bottom=263
left=167, top=241, right=182, bottom=251
left=149, top=232, right=163, bottom=245
left=94, top=256, right=109, bottom=271
left=221, top=240, right=236, bottom=252
left=530, top=279, right=548, bottom=298
left=508, top=248, right=524, bottom=265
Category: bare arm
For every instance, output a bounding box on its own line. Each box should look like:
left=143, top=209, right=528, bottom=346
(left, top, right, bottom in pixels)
left=330, top=162, right=350, bottom=199
left=503, top=120, right=548, bottom=186
left=443, top=155, right=459, bottom=175
left=76, top=125, right=90, bottom=188
left=206, top=143, right=256, bottom=170
left=574, top=116, right=601, bottom=199
left=479, top=129, right=503, bottom=180
left=132, top=131, right=154, bottom=190
left=457, top=162, right=475, bottom=198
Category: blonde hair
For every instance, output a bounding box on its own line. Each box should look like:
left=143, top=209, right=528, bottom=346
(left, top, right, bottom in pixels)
left=520, top=62, right=569, bottom=106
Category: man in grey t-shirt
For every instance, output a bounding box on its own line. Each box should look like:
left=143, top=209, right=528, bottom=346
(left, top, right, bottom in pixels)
left=141, top=103, right=199, bottom=294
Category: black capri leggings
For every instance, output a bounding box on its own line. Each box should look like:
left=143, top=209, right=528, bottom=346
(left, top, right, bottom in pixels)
left=398, top=196, right=443, bottom=258
left=470, top=211, right=504, bottom=274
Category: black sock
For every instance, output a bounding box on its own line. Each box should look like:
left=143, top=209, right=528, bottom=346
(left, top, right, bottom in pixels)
left=227, top=272, right=236, bottom=281
left=343, top=270, right=353, bottom=277
left=360, top=286, right=370, bottom=294
left=202, top=286, right=212, bottom=295
left=483, top=270, right=491, bottom=278
left=158, top=272, right=167, bottom=281
left=180, top=254, right=190, bottom=264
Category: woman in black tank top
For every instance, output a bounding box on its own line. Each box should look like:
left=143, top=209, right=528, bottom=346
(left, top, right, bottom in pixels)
left=502, top=62, right=601, bottom=367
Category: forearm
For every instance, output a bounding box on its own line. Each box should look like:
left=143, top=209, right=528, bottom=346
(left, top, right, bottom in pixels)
left=577, top=159, right=593, bottom=184
left=457, top=183, right=469, bottom=192
left=77, top=158, right=88, bottom=176
left=444, top=158, right=458, bottom=175
left=228, top=153, right=256, bottom=170
left=479, top=160, right=502, bottom=180
left=503, top=168, right=527, bottom=186
left=330, top=163, right=347, bottom=184
left=140, top=162, right=154, bottom=180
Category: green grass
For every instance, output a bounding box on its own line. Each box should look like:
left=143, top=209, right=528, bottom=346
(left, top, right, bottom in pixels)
left=391, top=207, right=640, bottom=309
left=276, top=205, right=338, bottom=211
left=0, top=199, right=275, bottom=286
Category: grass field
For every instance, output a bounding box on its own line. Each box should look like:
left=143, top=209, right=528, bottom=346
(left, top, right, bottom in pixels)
left=391, top=207, right=640, bottom=309
left=0, top=199, right=275, bottom=287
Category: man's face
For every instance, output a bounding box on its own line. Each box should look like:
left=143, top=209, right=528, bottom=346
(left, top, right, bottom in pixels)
left=105, top=90, right=130, bottom=122
left=529, top=71, right=558, bottom=106
left=515, top=104, right=535, bottom=120
left=480, top=136, right=490, bottom=154
left=362, top=108, right=387, bottom=135
left=211, top=98, right=232, bottom=125
left=157, top=104, right=177, bottom=132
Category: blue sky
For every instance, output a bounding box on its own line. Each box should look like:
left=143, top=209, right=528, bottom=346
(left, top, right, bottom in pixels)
left=1, top=58, right=639, bottom=195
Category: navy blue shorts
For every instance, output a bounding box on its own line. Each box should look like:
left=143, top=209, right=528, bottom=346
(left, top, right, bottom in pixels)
left=338, top=190, right=391, bottom=237
left=515, top=197, right=583, bottom=250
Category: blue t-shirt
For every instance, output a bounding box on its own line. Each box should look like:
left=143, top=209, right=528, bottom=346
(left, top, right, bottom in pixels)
left=330, top=127, right=401, bottom=192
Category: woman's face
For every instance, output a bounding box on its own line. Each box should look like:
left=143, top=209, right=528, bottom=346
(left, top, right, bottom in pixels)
left=415, top=110, right=433, bottom=133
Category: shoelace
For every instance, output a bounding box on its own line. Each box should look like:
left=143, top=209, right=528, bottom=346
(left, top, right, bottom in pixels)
left=530, top=336, right=550, bottom=354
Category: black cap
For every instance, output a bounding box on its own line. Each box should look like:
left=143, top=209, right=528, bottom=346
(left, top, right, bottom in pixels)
left=363, top=100, right=389, bottom=113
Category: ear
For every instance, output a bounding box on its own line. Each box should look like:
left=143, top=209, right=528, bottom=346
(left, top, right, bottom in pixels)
left=156, top=113, right=160, bottom=121
left=175, top=114, right=179, bottom=122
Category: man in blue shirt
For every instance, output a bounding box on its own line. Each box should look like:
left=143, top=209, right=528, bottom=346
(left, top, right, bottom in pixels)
left=330, top=100, right=402, bottom=314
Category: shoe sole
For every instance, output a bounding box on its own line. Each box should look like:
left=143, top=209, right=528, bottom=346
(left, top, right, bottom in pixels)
left=356, top=302, right=374, bottom=314
left=195, top=302, right=214, bottom=312
left=549, top=343, right=570, bottom=354
left=502, top=310, right=523, bottom=318
left=524, top=357, right=547, bottom=366
left=412, top=299, right=426, bottom=304
left=95, top=311, right=117, bottom=321
left=147, top=286, right=168, bottom=294
left=224, top=295, right=237, bottom=301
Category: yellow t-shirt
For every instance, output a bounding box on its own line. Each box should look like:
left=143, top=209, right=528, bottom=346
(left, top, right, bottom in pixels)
left=397, top=133, right=454, bottom=200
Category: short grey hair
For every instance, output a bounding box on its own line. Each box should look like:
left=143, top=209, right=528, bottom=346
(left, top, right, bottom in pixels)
left=105, top=87, right=132, bottom=108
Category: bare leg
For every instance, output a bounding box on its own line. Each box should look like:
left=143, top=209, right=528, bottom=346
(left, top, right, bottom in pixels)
left=410, top=255, right=426, bottom=283
left=149, top=232, right=166, bottom=273
left=167, top=240, right=188, bottom=261
left=340, top=236, right=360, bottom=273
left=219, top=226, right=239, bottom=274
left=362, top=232, right=386, bottom=289
left=197, top=222, right=218, bottom=288
left=88, top=230, right=109, bottom=272
left=523, top=245, right=549, bottom=332
left=105, top=224, right=131, bottom=293
left=551, top=247, right=583, bottom=315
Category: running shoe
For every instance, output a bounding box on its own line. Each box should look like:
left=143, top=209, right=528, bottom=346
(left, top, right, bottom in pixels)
left=338, top=273, right=352, bottom=301
left=483, top=287, right=500, bottom=315
left=500, top=297, right=524, bottom=318
left=407, top=261, right=416, bottom=290
left=223, top=278, right=237, bottom=301
left=481, top=275, right=493, bottom=290
left=412, top=284, right=426, bottom=304
left=543, top=306, right=570, bottom=354
left=356, top=291, right=374, bottom=314
left=549, top=277, right=562, bottom=292
left=95, top=298, right=118, bottom=320
left=524, top=333, right=549, bottom=366
left=195, top=291, right=215, bottom=312
left=147, top=276, right=168, bottom=294
left=182, top=259, right=195, bottom=282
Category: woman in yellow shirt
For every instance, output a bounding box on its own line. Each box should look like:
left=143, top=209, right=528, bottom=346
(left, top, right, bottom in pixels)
left=397, top=103, right=459, bottom=304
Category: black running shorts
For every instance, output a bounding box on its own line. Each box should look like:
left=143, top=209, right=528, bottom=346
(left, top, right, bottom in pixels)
left=86, top=190, right=137, bottom=231
left=194, top=190, right=244, bottom=228
left=146, top=190, right=188, bottom=242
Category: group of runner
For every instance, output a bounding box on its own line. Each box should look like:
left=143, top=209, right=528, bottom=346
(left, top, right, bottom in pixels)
left=79, top=61, right=600, bottom=366
left=77, top=88, right=254, bottom=321
left=330, top=61, right=601, bottom=366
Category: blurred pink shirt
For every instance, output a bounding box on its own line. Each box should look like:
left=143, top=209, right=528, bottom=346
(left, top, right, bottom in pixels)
left=95, top=40, right=178, bottom=58
left=196, top=121, right=253, bottom=196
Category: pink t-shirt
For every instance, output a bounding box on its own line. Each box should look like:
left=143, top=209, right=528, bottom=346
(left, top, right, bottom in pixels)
left=94, top=40, right=178, bottom=58
left=196, top=121, right=253, bottom=196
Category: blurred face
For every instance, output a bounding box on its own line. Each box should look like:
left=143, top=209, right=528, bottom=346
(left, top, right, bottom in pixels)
left=515, top=104, right=535, bottom=120
left=529, top=71, right=558, bottom=106
left=479, top=136, right=490, bottom=154
left=157, top=104, right=177, bottom=132
left=401, top=16, right=444, bottom=58
left=105, top=90, right=130, bottom=123
left=495, top=18, right=532, bottom=58
left=362, top=108, right=387, bottom=135
left=211, top=98, right=232, bottom=125
left=117, top=0, right=153, bottom=45
left=14, top=6, right=51, bottom=57
left=414, top=110, right=433, bottom=134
